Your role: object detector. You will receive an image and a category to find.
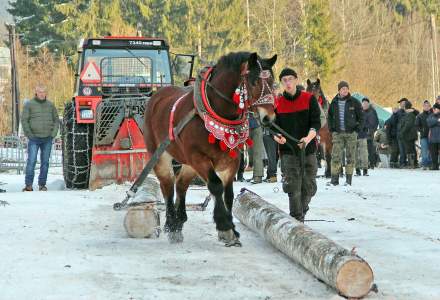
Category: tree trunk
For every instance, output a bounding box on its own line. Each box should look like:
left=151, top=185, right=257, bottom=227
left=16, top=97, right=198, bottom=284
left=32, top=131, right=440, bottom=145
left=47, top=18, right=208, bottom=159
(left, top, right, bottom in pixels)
left=233, top=188, right=374, bottom=298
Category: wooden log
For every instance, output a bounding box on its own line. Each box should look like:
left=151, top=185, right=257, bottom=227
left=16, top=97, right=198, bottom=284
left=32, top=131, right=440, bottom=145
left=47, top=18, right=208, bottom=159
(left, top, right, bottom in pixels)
left=124, top=177, right=161, bottom=238
left=232, top=188, right=374, bottom=298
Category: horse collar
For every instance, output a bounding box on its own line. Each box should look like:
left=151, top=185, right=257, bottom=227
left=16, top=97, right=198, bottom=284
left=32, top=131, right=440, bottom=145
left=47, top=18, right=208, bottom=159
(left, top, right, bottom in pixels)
left=194, top=67, right=252, bottom=156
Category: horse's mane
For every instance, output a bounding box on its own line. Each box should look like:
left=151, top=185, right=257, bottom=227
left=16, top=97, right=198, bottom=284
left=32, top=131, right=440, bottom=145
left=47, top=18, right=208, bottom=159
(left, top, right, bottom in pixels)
left=216, top=52, right=251, bottom=73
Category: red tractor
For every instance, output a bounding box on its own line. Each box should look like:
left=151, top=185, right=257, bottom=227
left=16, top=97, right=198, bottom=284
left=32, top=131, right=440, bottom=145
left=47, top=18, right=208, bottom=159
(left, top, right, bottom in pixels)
left=62, top=36, right=194, bottom=190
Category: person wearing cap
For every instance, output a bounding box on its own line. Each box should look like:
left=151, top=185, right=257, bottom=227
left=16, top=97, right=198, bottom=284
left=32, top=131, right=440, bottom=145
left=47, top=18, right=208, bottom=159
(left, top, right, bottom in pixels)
left=386, top=98, right=407, bottom=167
left=363, top=98, right=379, bottom=171
left=436, top=95, right=440, bottom=105
left=273, top=67, right=321, bottom=222
left=427, top=103, right=440, bottom=170
left=385, top=103, right=405, bottom=168
left=355, top=98, right=377, bottom=176
left=398, top=100, right=419, bottom=168
left=415, top=100, right=433, bottom=169
left=327, top=81, right=363, bottom=185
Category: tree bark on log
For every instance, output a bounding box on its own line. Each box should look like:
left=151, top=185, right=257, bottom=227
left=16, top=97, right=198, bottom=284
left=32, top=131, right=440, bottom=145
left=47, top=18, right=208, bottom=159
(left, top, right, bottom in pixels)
left=232, top=188, right=374, bottom=298
left=124, top=177, right=162, bottom=238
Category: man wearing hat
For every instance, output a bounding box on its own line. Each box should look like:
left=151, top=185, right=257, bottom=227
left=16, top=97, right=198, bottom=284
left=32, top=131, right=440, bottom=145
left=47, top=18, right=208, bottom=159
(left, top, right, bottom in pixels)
left=273, top=67, right=321, bottom=222
left=398, top=100, right=419, bottom=168
left=415, top=100, right=433, bottom=169
left=427, top=103, right=440, bottom=170
left=327, top=81, right=363, bottom=185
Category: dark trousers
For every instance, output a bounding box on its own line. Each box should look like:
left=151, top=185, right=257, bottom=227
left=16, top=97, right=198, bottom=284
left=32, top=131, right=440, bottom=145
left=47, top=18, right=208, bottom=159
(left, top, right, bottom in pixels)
left=263, top=134, right=278, bottom=177
left=430, top=143, right=440, bottom=170
left=281, top=153, right=317, bottom=221
left=237, top=152, right=245, bottom=178
left=367, top=138, right=376, bottom=167
left=398, top=138, right=407, bottom=166
left=390, top=139, right=399, bottom=165
left=404, top=139, right=417, bottom=166
left=25, top=137, right=53, bottom=186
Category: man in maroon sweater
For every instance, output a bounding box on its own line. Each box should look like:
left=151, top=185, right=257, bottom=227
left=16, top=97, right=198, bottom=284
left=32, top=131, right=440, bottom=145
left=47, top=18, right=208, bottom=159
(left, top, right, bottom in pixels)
left=273, top=68, right=321, bottom=222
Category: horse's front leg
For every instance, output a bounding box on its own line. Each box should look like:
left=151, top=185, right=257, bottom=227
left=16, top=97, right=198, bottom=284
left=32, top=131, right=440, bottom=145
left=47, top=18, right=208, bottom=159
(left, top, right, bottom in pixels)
left=153, top=152, right=181, bottom=243
left=175, top=165, right=197, bottom=236
left=217, top=167, right=241, bottom=246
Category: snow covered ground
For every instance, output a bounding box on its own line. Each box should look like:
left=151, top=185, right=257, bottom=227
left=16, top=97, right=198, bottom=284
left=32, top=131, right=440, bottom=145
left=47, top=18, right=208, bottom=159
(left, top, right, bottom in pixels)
left=0, top=167, right=439, bottom=300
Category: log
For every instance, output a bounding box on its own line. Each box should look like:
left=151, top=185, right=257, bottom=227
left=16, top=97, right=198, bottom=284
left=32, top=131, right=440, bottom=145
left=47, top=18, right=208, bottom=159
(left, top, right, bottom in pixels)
left=232, top=188, right=374, bottom=298
left=124, top=177, right=162, bottom=238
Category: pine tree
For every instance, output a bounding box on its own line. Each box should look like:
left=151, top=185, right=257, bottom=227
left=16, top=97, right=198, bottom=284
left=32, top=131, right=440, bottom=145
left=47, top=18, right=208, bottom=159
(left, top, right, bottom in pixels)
left=302, top=0, right=339, bottom=80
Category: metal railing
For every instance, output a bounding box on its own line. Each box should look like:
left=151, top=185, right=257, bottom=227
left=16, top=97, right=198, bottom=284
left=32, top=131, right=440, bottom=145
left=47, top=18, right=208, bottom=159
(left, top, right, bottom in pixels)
left=0, top=135, right=62, bottom=174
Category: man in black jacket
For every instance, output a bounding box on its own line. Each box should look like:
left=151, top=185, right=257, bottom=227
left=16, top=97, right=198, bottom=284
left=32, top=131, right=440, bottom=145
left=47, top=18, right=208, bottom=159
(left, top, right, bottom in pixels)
left=273, top=68, right=321, bottom=222
left=327, top=81, right=363, bottom=185
left=415, top=100, right=432, bottom=169
left=386, top=107, right=401, bottom=168
left=361, top=98, right=379, bottom=169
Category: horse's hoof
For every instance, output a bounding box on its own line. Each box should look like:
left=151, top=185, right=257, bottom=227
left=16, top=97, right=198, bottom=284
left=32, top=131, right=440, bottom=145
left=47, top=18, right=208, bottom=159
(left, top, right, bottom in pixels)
left=218, top=230, right=241, bottom=247
left=167, top=231, right=184, bottom=244
left=225, top=239, right=242, bottom=247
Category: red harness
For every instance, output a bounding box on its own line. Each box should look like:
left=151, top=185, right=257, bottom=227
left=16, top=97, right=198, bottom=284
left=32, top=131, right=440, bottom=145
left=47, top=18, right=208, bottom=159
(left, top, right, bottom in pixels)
left=168, top=92, right=189, bottom=141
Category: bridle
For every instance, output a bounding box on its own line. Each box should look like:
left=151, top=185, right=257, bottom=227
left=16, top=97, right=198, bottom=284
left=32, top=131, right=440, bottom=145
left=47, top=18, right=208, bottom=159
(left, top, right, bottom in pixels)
left=205, top=59, right=275, bottom=112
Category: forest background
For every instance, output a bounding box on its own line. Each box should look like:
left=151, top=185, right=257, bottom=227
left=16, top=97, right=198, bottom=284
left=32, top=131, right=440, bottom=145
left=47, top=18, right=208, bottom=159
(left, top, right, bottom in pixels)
left=0, top=0, right=439, bottom=135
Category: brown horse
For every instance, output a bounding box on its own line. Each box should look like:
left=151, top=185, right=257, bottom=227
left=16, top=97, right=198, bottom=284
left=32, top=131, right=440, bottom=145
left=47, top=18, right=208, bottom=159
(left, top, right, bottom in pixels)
left=306, top=78, right=333, bottom=178
left=144, top=52, right=277, bottom=246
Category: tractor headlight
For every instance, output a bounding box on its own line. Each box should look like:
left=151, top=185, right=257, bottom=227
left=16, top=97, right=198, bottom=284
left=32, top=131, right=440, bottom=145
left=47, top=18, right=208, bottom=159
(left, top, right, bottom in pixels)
left=80, top=109, right=94, bottom=120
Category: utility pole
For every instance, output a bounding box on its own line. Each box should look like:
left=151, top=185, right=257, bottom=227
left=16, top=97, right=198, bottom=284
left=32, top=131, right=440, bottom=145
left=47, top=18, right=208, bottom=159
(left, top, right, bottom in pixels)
left=246, top=0, right=250, bottom=49
left=431, top=14, right=439, bottom=98
left=6, top=23, right=20, bottom=136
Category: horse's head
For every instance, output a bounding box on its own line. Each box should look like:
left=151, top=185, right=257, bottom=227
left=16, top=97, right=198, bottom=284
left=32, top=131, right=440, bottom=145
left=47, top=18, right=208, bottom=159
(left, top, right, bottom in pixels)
left=306, top=78, right=322, bottom=100
left=243, top=53, right=277, bottom=126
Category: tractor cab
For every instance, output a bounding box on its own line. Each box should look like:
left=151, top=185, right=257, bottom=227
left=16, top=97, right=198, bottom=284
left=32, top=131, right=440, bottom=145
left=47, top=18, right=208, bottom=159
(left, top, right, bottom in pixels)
left=62, top=36, right=194, bottom=190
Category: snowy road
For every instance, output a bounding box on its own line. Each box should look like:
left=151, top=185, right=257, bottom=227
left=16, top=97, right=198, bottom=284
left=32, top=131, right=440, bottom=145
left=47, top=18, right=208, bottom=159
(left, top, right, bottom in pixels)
left=0, top=168, right=439, bottom=299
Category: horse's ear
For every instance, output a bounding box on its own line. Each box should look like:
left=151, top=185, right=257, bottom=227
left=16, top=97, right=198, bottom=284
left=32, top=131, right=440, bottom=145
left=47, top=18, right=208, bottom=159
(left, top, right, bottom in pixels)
left=248, top=52, right=258, bottom=66
left=316, top=78, right=320, bottom=84
left=267, top=54, right=277, bottom=67
left=306, top=79, right=311, bottom=86
left=240, top=62, right=249, bottom=75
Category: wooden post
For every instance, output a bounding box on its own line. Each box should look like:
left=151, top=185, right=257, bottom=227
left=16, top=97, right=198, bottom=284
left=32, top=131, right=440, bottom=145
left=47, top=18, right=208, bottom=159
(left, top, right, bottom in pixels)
left=431, top=14, right=439, bottom=96
left=7, top=24, right=20, bottom=136
left=233, top=188, right=374, bottom=298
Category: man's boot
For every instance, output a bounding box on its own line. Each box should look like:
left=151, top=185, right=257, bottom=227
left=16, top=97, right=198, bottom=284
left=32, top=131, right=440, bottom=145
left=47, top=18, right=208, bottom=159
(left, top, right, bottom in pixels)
left=355, top=168, right=361, bottom=176
left=408, top=154, right=415, bottom=169
left=345, top=174, right=353, bottom=186
left=250, top=176, right=262, bottom=184
left=363, top=168, right=369, bottom=176
left=22, top=185, right=33, bottom=192
left=288, top=194, right=304, bottom=223
left=329, top=175, right=339, bottom=186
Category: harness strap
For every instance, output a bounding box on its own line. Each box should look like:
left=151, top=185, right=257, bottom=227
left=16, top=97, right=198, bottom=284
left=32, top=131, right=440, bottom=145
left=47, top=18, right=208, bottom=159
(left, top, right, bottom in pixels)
left=169, top=92, right=190, bottom=140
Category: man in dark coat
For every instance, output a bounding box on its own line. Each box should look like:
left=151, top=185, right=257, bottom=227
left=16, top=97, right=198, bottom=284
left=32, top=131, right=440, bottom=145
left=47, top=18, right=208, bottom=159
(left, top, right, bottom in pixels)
left=361, top=98, right=379, bottom=169
left=327, top=81, right=363, bottom=185
left=273, top=68, right=321, bottom=222
left=385, top=108, right=399, bottom=168
left=415, top=100, right=432, bottom=169
left=427, top=103, right=440, bottom=170
left=398, top=101, right=419, bottom=168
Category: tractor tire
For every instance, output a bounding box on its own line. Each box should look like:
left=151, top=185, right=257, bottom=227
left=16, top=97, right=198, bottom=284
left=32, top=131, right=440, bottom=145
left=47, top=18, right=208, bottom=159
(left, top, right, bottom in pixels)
left=62, top=102, right=93, bottom=189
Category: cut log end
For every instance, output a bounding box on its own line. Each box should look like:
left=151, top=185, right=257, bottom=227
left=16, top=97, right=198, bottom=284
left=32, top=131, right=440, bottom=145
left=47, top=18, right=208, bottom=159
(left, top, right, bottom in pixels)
left=336, top=259, right=374, bottom=298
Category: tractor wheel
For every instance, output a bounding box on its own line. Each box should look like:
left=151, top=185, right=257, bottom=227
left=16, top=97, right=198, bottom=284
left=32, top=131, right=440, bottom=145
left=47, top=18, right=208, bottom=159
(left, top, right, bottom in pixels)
left=62, top=102, right=93, bottom=189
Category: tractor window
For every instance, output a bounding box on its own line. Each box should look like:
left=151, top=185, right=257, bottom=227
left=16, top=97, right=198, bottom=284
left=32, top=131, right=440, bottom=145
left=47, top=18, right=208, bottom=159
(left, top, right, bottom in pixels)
left=83, top=49, right=171, bottom=84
